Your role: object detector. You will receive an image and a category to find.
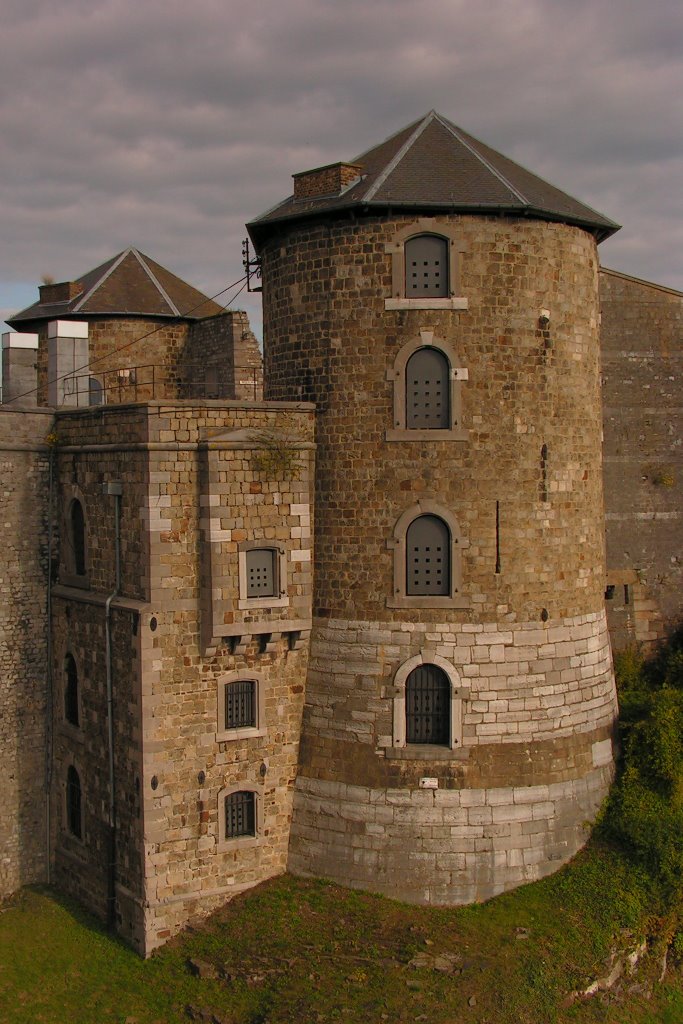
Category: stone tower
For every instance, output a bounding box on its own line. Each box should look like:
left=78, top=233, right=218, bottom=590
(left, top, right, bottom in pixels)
left=248, top=111, right=621, bottom=904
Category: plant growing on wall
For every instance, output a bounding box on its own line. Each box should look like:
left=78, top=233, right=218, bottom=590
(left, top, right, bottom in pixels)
left=249, top=418, right=305, bottom=480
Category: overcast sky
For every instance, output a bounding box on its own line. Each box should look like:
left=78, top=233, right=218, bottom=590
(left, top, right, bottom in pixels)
left=2, top=0, right=682, bottom=348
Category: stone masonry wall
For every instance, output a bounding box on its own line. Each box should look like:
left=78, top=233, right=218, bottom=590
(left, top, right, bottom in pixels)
left=260, top=210, right=617, bottom=901
left=35, top=318, right=190, bottom=406
left=182, top=311, right=263, bottom=402
left=47, top=401, right=314, bottom=954
left=600, top=268, right=682, bottom=647
left=141, top=402, right=314, bottom=953
left=0, top=407, right=53, bottom=896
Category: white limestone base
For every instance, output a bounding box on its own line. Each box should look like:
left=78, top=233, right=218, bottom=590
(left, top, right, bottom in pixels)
left=288, top=758, right=615, bottom=904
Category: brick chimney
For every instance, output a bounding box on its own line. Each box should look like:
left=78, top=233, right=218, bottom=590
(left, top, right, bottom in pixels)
left=39, top=281, right=83, bottom=305
left=292, top=162, right=363, bottom=200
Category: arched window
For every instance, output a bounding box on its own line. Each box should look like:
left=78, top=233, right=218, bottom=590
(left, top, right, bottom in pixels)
left=391, top=653, right=469, bottom=750
left=64, top=653, right=79, bottom=727
left=404, top=235, right=449, bottom=297
left=406, top=347, right=450, bottom=429
left=70, top=499, right=86, bottom=577
left=405, top=664, right=450, bottom=745
left=406, top=515, right=450, bottom=596
left=384, top=219, right=467, bottom=312
left=66, top=765, right=82, bottom=839
left=386, top=332, right=468, bottom=442
left=388, top=503, right=466, bottom=609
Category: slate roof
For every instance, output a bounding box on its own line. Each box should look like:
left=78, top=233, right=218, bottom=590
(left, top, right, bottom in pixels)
left=8, top=248, right=224, bottom=328
left=248, top=111, right=620, bottom=244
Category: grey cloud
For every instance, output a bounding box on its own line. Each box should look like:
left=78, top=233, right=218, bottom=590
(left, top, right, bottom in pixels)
left=1, top=0, right=681, bottom=346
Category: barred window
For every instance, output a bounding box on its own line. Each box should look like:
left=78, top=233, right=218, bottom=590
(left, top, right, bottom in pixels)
left=224, top=680, right=256, bottom=731
left=64, top=653, right=79, bottom=727
left=405, top=664, right=450, bottom=745
left=406, top=515, right=450, bottom=596
left=66, top=765, right=82, bottom=839
left=225, top=790, right=256, bottom=839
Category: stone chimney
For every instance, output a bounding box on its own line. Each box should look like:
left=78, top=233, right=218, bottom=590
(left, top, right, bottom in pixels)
left=292, top=162, right=363, bottom=200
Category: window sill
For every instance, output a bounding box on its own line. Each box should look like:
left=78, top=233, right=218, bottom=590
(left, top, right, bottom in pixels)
left=384, top=744, right=468, bottom=761
left=216, top=727, right=267, bottom=744
left=217, top=834, right=261, bottom=852
left=387, top=595, right=469, bottom=609
left=237, top=596, right=289, bottom=611
left=385, top=297, right=468, bottom=311
left=59, top=572, right=90, bottom=590
left=385, top=428, right=469, bottom=442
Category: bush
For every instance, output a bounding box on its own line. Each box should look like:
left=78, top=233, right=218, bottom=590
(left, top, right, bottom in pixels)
left=600, top=629, right=683, bottom=897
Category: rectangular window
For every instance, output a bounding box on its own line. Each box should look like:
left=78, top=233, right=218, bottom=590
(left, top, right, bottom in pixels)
left=246, top=548, right=276, bottom=597
left=225, top=791, right=256, bottom=839
left=225, top=680, right=256, bottom=730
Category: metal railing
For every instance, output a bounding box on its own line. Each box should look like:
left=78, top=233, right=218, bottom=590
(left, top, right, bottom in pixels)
left=58, top=364, right=263, bottom=406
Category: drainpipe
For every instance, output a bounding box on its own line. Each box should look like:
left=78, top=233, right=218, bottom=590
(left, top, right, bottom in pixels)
left=103, top=480, right=122, bottom=930
left=45, top=443, right=56, bottom=884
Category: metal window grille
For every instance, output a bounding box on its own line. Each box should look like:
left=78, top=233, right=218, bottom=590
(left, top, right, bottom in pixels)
left=70, top=500, right=86, bottom=576
left=64, top=654, right=79, bottom=727
left=246, top=548, right=276, bottom=597
left=406, top=347, right=450, bottom=428
left=66, top=765, right=82, bottom=838
left=406, top=665, right=450, bottom=744
left=406, top=515, right=450, bottom=596
left=225, top=791, right=256, bottom=839
left=405, top=235, right=448, bottom=296
left=225, top=680, right=256, bottom=730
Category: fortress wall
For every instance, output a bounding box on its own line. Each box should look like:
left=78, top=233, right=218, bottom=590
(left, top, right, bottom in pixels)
left=600, top=269, right=683, bottom=646
left=0, top=407, right=53, bottom=896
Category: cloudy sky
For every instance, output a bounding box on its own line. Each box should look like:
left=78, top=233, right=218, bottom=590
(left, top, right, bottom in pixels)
left=2, top=0, right=682, bottom=348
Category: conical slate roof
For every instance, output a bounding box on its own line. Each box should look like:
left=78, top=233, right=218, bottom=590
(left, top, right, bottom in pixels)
left=8, top=248, right=224, bottom=328
left=248, top=111, right=620, bottom=244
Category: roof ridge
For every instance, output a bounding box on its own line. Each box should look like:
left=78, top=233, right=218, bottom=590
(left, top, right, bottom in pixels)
left=72, top=248, right=131, bottom=313
left=439, top=117, right=528, bottom=206
left=134, top=250, right=181, bottom=317
left=362, top=112, right=435, bottom=203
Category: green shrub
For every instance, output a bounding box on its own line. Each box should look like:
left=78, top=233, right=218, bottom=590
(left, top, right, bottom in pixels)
left=600, top=629, right=683, bottom=897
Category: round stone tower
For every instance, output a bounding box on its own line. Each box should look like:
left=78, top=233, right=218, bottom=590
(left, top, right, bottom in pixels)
left=248, top=111, right=621, bottom=904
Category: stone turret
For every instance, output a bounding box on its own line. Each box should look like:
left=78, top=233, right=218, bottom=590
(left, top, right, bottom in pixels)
left=249, top=111, right=620, bottom=904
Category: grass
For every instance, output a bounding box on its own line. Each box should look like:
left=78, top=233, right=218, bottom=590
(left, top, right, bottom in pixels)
left=1, top=844, right=683, bottom=1024
left=4, top=636, right=683, bottom=1023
